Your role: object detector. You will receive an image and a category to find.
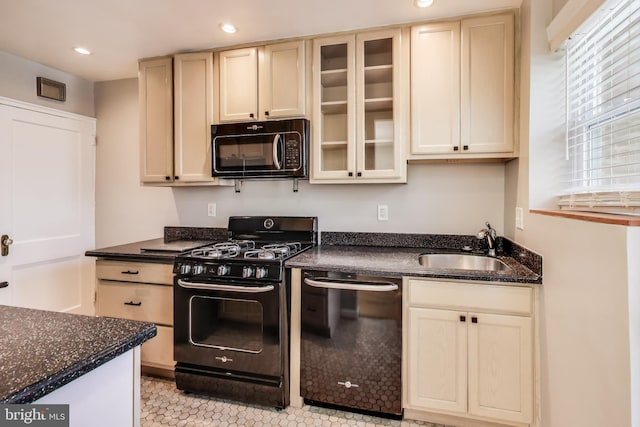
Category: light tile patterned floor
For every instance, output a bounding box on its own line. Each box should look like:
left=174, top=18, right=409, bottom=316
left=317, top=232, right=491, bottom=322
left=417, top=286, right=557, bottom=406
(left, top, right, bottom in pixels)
left=141, top=376, right=452, bottom=427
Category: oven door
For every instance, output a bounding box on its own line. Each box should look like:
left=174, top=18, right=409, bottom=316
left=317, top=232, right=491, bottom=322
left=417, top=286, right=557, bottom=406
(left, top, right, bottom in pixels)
left=174, top=278, right=284, bottom=378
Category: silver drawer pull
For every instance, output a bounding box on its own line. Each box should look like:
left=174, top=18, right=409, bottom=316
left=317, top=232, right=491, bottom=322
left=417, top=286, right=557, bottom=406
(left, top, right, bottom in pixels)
left=338, top=381, right=359, bottom=389
left=216, top=356, right=233, bottom=363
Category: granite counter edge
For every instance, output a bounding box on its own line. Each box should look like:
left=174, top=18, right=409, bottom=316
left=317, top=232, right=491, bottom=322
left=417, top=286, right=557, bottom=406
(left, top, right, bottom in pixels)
left=3, top=323, right=157, bottom=404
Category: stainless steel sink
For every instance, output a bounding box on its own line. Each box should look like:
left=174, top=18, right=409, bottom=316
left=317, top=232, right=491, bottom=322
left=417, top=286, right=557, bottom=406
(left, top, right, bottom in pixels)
left=418, top=253, right=512, bottom=272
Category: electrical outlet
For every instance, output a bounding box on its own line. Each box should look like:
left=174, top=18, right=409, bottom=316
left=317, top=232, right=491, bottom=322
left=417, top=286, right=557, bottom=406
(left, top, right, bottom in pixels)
left=515, top=207, right=524, bottom=230
left=207, top=203, right=217, bottom=217
left=377, top=205, right=389, bottom=221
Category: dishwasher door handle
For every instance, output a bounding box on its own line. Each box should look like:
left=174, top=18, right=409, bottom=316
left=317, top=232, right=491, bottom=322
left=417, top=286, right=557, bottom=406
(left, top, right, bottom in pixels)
left=303, top=277, right=398, bottom=292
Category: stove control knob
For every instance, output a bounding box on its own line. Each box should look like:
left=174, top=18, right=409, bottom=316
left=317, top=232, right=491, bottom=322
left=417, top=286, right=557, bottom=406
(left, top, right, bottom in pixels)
left=242, top=266, right=254, bottom=278
left=193, top=265, right=204, bottom=275
left=255, top=267, right=268, bottom=279
left=180, top=264, right=191, bottom=275
left=217, top=265, right=230, bottom=276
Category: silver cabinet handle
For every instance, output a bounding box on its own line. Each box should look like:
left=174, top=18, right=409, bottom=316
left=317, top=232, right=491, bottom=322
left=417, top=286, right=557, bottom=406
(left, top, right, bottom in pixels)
left=178, top=279, right=274, bottom=293
left=304, top=277, right=398, bottom=292
left=215, top=356, right=233, bottom=363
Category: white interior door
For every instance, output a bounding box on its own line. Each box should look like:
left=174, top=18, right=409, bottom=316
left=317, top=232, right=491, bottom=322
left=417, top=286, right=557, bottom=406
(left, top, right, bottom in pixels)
left=0, top=99, right=95, bottom=314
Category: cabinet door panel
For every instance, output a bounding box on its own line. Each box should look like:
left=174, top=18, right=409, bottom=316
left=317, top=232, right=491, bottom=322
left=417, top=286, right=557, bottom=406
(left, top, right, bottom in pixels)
left=468, top=312, right=532, bottom=424
left=407, top=307, right=467, bottom=414
left=411, top=22, right=460, bottom=155
left=219, top=48, right=258, bottom=122
left=312, top=35, right=357, bottom=180
left=356, top=29, right=405, bottom=180
left=174, top=52, right=215, bottom=182
left=262, top=41, right=306, bottom=119
left=139, top=57, right=173, bottom=182
left=461, top=14, right=514, bottom=153
left=141, top=324, right=174, bottom=370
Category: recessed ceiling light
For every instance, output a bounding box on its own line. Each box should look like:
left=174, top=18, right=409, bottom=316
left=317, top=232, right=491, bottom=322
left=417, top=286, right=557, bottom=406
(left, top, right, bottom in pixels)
left=219, top=23, right=237, bottom=34
left=414, top=0, right=434, bottom=7
left=73, top=47, right=91, bottom=55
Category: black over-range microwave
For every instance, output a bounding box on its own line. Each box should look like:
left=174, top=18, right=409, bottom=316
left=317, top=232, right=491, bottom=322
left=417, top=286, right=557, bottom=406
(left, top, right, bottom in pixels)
left=211, top=118, right=309, bottom=179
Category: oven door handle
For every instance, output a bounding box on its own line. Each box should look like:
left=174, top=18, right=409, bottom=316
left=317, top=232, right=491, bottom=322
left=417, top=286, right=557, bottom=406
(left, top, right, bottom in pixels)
left=303, top=277, right=398, bottom=292
left=177, top=279, right=274, bottom=293
left=272, top=133, right=282, bottom=170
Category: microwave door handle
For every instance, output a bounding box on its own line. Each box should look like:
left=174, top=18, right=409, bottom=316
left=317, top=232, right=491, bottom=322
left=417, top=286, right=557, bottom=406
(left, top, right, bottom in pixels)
left=272, top=134, right=282, bottom=170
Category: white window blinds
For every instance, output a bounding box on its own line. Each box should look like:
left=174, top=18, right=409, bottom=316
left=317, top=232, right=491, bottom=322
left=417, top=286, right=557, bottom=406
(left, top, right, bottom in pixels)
left=560, top=0, right=640, bottom=213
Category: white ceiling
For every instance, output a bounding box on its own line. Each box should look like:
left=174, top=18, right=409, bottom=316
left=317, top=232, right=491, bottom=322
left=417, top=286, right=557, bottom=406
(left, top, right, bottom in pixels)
left=0, top=0, right=521, bottom=82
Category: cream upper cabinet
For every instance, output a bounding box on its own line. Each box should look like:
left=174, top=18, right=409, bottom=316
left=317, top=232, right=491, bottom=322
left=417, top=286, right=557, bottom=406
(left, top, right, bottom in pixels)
left=173, top=51, right=216, bottom=182
left=218, top=41, right=306, bottom=122
left=139, top=57, right=174, bottom=183
left=311, top=29, right=408, bottom=183
left=410, top=22, right=460, bottom=155
left=404, top=279, right=533, bottom=426
left=218, top=47, right=259, bottom=122
left=410, top=13, right=516, bottom=159
left=140, top=53, right=223, bottom=185
left=261, top=41, right=307, bottom=119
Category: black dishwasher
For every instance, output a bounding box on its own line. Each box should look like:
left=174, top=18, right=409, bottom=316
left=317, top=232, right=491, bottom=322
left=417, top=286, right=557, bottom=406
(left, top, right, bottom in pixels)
left=300, top=270, right=402, bottom=418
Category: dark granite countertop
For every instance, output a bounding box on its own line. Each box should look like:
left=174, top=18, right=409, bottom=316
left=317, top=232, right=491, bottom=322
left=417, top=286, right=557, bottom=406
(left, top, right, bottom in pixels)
left=287, top=232, right=542, bottom=285
left=85, top=227, right=229, bottom=262
left=85, top=238, right=214, bottom=262
left=0, top=305, right=156, bottom=403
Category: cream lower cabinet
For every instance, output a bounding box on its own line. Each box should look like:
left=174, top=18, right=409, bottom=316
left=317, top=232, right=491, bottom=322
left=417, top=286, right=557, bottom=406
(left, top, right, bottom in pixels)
left=404, top=278, right=533, bottom=426
left=95, top=259, right=175, bottom=374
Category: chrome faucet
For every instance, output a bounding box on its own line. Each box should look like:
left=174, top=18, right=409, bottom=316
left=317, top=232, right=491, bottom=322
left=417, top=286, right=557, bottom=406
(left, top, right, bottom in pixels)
left=477, top=222, right=497, bottom=256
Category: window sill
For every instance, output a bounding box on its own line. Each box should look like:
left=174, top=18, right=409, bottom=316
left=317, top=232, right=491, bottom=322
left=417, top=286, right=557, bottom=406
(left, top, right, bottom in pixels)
left=531, top=209, right=640, bottom=226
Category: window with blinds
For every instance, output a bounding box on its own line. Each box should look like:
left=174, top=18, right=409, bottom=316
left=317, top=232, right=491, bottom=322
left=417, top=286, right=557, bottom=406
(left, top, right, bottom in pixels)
left=560, top=0, right=640, bottom=214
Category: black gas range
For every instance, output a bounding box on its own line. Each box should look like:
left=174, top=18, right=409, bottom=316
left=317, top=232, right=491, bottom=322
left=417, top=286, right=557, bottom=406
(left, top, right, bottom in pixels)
left=173, top=216, right=317, bottom=409
left=174, top=216, right=316, bottom=282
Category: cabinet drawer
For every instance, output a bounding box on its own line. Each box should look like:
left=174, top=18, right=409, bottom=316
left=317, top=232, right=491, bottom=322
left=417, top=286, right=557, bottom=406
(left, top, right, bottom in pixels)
left=406, top=279, right=532, bottom=315
left=96, top=280, right=173, bottom=325
left=96, top=260, right=173, bottom=284
left=141, top=325, right=174, bottom=370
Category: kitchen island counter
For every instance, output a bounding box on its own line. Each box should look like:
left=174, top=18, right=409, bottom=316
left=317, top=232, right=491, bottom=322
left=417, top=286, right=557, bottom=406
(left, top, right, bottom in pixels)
left=0, top=305, right=156, bottom=403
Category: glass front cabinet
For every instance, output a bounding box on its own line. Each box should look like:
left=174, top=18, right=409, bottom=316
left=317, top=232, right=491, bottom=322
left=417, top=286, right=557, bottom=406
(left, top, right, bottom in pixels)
left=311, top=29, right=408, bottom=183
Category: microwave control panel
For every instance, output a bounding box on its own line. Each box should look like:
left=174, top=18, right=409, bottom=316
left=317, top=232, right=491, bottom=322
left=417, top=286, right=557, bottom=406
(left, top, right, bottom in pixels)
left=285, top=138, right=301, bottom=169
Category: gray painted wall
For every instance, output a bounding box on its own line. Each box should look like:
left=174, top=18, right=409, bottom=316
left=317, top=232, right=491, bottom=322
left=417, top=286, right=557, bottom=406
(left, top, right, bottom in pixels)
left=0, top=51, right=95, bottom=117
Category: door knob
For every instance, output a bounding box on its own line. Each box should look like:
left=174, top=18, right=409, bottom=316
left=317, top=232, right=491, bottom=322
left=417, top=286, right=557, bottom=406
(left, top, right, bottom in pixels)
left=1, top=234, right=13, bottom=256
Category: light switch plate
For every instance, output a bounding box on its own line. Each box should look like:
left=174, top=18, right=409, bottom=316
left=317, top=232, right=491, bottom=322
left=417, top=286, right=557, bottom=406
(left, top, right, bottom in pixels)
left=207, top=203, right=217, bottom=217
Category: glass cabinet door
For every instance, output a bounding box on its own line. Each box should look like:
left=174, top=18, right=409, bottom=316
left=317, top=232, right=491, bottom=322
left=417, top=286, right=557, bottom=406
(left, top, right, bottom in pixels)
left=356, top=30, right=403, bottom=180
left=313, top=36, right=356, bottom=179
left=363, top=37, right=394, bottom=172
left=311, top=29, right=406, bottom=183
